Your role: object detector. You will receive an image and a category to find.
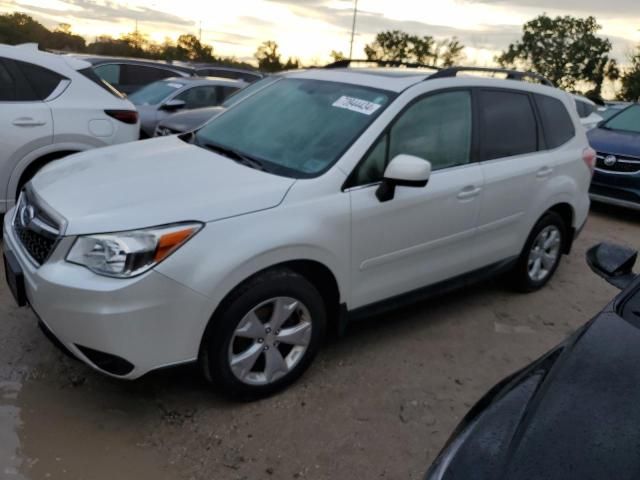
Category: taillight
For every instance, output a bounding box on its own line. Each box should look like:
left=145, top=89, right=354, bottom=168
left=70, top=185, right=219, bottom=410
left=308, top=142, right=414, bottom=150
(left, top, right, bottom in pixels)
left=582, top=147, right=596, bottom=175
left=105, top=110, right=139, bottom=125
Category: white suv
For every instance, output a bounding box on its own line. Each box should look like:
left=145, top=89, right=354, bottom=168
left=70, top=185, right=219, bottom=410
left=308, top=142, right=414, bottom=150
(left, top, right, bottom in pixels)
left=0, top=44, right=139, bottom=214
left=3, top=64, right=593, bottom=399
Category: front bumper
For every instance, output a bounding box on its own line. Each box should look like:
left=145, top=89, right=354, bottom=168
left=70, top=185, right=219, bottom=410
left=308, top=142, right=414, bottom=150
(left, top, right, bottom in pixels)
left=3, top=213, right=212, bottom=379
left=590, top=170, right=640, bottom=211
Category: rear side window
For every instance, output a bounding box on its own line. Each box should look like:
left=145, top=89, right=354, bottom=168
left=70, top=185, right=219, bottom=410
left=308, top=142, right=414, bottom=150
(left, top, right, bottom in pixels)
left=478, top=90, right=538, bottom=161
left=15, top=60, right=65, bottom=100
left=575, top=99, right=595, bottom=118
left=79, top=68, right=124, bottom=98
left=122, top=65, right=176, bottom=86
left=0, top=58, right=58, bottom=101
left=0, top=60, right=16, bottom=101
left=535, top=94, right=575, bottom=149
left=94, top=64, right=120, bottom=85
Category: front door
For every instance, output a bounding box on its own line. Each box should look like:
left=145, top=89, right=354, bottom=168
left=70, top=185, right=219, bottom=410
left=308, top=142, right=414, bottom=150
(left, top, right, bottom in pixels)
left=348, top=90, right=483, bottom=309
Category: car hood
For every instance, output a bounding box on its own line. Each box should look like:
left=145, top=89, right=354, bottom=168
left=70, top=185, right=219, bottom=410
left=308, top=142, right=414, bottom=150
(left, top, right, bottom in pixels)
left=159, top=107, right=225, bottom=133
left=427, top=278, right=640, bottom=480
left=588, top=127, right=640, bottom=157
left=31, top=136, right=295, bottom=235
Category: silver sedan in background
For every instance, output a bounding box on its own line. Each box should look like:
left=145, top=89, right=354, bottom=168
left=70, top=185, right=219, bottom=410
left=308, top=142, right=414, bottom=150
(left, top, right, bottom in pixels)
left=129, top=76, right=247, bottom=137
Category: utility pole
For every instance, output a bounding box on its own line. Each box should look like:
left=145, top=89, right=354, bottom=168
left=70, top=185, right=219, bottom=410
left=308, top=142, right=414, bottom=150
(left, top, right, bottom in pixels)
left=199, top=20, right=202, bottom=42
left=349, top=0, right=358, bottom=59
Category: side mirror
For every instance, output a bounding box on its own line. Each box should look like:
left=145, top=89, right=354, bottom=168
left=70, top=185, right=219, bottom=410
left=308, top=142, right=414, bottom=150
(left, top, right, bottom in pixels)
left=376, top=154, right=431, bottom=202
left=161, top=99, right=186, bottom=111
left=586, top=242, right=637, bottom=290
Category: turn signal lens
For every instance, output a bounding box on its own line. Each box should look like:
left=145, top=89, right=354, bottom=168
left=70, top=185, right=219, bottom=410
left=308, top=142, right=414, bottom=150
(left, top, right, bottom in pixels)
left=154, top=227, right=199, bottom=262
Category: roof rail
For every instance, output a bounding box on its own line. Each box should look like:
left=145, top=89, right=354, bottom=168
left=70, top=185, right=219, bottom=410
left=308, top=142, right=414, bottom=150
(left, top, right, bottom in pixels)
left=325, top=59, right=440, bottom=70
left=428, top=67, right=554, bottom=87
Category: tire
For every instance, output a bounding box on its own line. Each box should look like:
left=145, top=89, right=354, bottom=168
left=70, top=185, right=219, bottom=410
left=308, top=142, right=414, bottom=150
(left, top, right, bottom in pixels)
left=511, top=211, right=567, bottom=293
left=200, top=268, right=327, bottom=400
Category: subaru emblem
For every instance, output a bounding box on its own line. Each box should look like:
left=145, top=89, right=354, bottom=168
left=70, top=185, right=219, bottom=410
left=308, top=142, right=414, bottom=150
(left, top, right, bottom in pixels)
left=19, top=204, right=36, bottom=228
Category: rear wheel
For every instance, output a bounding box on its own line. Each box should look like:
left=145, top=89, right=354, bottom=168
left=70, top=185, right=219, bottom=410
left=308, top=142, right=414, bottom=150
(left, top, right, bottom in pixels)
left=200, top=269, right=326, bottom=400
left=512, top=212, right=566, bottom=292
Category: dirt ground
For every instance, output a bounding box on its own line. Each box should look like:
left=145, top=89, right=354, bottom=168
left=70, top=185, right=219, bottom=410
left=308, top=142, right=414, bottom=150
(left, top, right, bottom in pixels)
left=1, top=203, right=638, bottom=480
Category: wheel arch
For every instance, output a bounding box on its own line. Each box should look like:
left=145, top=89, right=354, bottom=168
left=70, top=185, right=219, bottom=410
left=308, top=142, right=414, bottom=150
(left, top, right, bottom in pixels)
left=544, top=202, right=575, bottom=254
left=198, top=257, right=345, bottom=359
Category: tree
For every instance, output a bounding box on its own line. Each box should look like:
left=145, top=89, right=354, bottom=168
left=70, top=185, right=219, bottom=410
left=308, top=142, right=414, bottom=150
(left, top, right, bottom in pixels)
left=0, top=13, right=50, bottom=45
left=434, top=37, right=464, bottom=68
left=497, top=14, right=617, bottom=93
left=176, top=34, right=214, bottom=62
left=254, top=40, right=299, bottom=72
left=48, top=23, right=86, bottom=51
left=330, top=50, right=346, bottom=62
left=364, top=30, right=464, bottom=67
left=619, top=46, right=640, bottom=101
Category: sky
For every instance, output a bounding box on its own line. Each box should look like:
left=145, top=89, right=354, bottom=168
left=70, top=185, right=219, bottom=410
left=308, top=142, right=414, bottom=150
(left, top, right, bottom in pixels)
left=1, top=0, right=639, bottom=66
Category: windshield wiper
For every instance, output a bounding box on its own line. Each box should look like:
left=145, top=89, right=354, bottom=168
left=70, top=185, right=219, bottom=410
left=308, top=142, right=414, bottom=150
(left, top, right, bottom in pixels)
left=201, top=142, right=267, bottom=172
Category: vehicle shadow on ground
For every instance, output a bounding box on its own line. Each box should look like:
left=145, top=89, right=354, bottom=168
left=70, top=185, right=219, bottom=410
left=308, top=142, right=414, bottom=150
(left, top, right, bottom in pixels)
left=589, top=202, right=639, bottom=226
left=100, top=274, right=508, bottom=403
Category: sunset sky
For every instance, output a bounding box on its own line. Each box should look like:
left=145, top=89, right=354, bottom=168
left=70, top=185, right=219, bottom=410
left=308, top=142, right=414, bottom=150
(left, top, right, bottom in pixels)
left=1, top=0, right=639, bottom=65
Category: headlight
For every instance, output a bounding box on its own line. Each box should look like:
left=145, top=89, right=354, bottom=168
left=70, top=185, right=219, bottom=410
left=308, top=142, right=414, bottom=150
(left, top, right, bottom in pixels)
left=66, top=222, right=202, bottom=278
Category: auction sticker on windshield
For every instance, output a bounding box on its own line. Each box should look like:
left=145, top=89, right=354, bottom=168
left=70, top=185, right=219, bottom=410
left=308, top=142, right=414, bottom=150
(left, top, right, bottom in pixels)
left=332, top=96, right=382, bottom=115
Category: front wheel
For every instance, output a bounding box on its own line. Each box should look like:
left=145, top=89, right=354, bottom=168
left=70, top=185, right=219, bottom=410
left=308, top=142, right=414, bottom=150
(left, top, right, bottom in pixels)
left=512, top=212, right=566, bottom=292
left=200, top=269, right=326, bottom=400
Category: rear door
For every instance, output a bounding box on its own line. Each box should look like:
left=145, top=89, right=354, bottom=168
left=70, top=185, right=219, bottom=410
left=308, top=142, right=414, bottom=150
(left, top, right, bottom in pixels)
left=472, top=88, right=549, bottom=269
left=0, top=58, right=54, bottom=210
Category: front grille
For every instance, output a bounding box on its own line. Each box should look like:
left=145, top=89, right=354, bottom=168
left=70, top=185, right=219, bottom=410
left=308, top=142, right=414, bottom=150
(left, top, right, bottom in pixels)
left=596, top=152, right=640, bottom=174
left=12, top=190, right=61, bottom=265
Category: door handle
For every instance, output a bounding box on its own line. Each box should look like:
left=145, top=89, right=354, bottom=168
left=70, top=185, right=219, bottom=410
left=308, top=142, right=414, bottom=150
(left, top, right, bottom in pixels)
left=457, top=185, right=482, bottom=200
left=12, top=117, right=46, bottom=127
left=536, top=166, right=553, bottom=178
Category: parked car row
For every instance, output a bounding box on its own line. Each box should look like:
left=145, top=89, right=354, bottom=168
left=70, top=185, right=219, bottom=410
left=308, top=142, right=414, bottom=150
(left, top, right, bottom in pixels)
left=70, top=55, right=263, bottom=94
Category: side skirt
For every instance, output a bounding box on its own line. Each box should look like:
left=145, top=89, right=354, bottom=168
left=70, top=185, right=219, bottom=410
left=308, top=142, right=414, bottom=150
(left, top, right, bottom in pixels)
left=343, top=256, right=518, bottom=326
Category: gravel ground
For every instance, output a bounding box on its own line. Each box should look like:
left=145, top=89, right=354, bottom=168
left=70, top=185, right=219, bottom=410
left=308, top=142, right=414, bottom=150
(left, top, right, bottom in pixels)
left=0, top=203, right=638, bottom=480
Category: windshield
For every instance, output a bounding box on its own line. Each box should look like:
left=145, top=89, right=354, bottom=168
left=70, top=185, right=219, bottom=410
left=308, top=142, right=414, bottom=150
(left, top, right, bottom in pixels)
left=128, top=80, right=185, bottom=105
left=221, top=76, right=279, bottom=107
left=194, top=78, right=392, bottom=177
left=603, top=104, right=640, bottom=134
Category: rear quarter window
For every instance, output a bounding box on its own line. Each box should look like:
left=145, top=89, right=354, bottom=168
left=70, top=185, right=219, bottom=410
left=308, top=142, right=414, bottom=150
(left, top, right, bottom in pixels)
left=15, top=61, right=66, bottom=100
left=535, top=94, right=576, bottom=149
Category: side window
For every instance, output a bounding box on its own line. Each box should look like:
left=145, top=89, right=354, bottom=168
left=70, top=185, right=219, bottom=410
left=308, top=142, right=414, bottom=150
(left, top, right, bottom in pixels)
left=94, top=64, right=120, bottom=85
left=219, top=86, right=239, bottom=102
left=0, top=59, right=16, bottom=101
left=389, top=91, right=472, bottom=170
left=15, top=60, right=65, bottom=100
left=0, top=58, right=39, bottom=101
left=478, top=90, right=538, bottom=161
left=351, top=90, right=472, bottom=185
left=122, top=65, right=175, bottom=86
left=174, top=86, right=221, bottom=109
left=535, top=94, right=575, bottom=149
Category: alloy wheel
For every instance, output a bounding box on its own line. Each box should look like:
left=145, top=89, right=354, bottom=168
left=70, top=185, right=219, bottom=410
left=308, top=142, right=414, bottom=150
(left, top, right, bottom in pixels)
left=228, top=297, right=313, bottom=386
left=527, top=225, right=562, bottom=282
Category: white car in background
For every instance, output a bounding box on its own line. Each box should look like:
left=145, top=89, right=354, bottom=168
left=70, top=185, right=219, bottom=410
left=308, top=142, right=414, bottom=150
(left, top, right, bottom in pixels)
left=573, top=94, right=603, bottom=131
left=0, top=44, right=139, bottom=214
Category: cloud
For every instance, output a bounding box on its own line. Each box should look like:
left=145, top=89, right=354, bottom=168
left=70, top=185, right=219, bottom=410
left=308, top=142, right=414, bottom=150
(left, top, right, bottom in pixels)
left=468, top=0, right=640, bottom=16
left=14, top=0, right=194, bottom=27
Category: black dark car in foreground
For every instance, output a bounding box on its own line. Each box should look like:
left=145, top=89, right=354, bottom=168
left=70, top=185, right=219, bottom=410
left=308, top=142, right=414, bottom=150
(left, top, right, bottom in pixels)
left=425, top=242, right=640, bottom=480
left=588, top=103, right=640, bottom=211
